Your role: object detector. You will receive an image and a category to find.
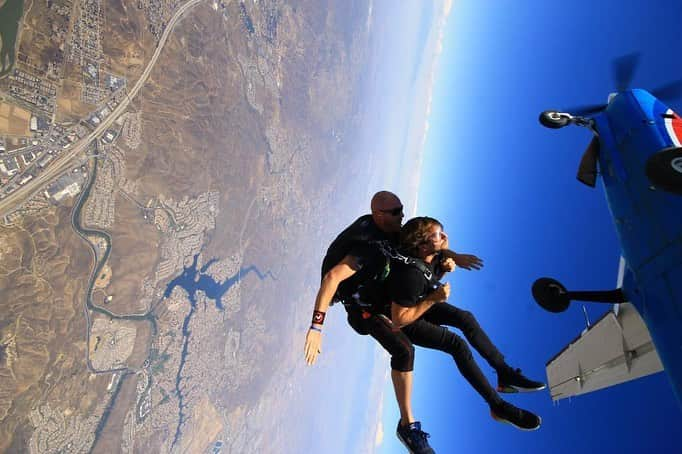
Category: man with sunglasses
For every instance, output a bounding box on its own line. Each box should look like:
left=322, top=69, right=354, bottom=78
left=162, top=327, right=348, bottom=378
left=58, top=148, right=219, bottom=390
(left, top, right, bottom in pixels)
left=305, top=190, right=435, bottom=452
left=305, top=191, right=482, bottom=454
left=387, top=217, right=545, bottom=432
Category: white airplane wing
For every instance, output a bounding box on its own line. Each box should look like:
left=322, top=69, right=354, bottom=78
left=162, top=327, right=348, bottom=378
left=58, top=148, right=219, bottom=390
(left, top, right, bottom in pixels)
left=545, top=258, right=664, bottom=401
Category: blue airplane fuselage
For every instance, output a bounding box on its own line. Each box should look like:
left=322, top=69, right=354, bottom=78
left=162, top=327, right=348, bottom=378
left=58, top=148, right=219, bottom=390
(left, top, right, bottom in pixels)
left=592, top=89, right=682, bottom=403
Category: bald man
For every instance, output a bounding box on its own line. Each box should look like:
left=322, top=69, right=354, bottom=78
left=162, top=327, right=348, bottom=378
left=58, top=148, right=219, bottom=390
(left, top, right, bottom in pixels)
left=304, top=191, right=438, bottom=453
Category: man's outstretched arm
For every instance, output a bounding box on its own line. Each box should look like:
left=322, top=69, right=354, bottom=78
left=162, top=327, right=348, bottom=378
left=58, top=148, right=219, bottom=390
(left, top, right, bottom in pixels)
left=304, top=255, right=358, bottom=365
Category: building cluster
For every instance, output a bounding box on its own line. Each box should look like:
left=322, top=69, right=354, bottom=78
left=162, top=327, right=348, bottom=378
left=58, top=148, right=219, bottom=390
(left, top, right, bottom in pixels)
left=68, top=0, right=117, bottom=105
left=28, top=403, right=102, bottom=453
left=84, top=168, right=116, bottom=223
left=127, top=282, right=251, bottom=452
left=0, top=156, right=19, bottom=178
left=173, top=291, right=233, bottom=433
left=236, top=44, right=280, bottom=117
left=5, top=68, right=57, bottom=115
left=30, top=115, right=51, bottom=133
left=89, top=316, right=137, bottom=371
left=69, top=0, right=104, bottom=67
left=81, top=67, right=127, bottom=106
left=132, top=277, right=160, bottom=315
left=83, top=156, right=119, bottom=228
left=203, top=253, right=241, bottom=285
left=44, top=167, right=87, bottom=203
left=218, top=272, right=243, bottom=321
left=153, top=191, right=219, bottom=283
left=138, top=0, right=180, bottom=41
left=131, top=287, right=189, bottom=451
left=83, top=62, right=105, bottom=104
left=105, top=73, right=126, bottom=92
left=122, top=112, right=142, bottom=149
left=0, top=123, right=72, bottom=198
left=85, top=92, right=128, bottom=131
left=0, top=0, right=126, bottom=213
left=0, top=80, right=129, bottom=209
left=0, top=142, right=60, bottom=196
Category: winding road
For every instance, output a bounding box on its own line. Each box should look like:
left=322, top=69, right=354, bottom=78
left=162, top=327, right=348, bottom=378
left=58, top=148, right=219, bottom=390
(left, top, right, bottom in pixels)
left=61, top=0, right=207, bottom=375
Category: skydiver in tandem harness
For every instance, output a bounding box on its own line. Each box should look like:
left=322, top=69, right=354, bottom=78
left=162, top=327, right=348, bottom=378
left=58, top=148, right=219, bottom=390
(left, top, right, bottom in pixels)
left=305, top=191, right=451, bottom=453
left=305, top=191, right=540, bottom=454
left=384, top=217, right=545, bottom=438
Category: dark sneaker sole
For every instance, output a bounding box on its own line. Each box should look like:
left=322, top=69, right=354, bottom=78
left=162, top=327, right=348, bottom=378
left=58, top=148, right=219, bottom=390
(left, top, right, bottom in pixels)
left=497, top=383, right=547, bottom=393
left=490, top=410, right=542, bottom=431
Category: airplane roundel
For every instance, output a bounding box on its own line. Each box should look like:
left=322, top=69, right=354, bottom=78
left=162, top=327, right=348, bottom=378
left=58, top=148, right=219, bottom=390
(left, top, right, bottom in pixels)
left=663, top=109, right=682, bottom=147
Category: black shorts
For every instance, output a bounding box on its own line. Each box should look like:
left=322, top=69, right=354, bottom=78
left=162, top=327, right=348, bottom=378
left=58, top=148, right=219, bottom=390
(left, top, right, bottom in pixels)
left=345, top=305, right=415, bottom=372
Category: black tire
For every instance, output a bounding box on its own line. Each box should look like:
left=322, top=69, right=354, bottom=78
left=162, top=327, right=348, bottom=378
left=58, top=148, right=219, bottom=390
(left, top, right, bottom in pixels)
left=646, top=147, right=682, bottom=195
left=539, top=110, right=570, bottom=129
left=532, top=278, right=570, bottom=313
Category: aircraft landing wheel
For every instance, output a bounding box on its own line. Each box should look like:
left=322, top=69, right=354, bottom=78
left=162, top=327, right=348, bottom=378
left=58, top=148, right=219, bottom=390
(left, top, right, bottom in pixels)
left=646, top=147, right=682, bottom=195
left=532, top=277, right=570, bottom=313
left=539, top=110, right=570, bottom=129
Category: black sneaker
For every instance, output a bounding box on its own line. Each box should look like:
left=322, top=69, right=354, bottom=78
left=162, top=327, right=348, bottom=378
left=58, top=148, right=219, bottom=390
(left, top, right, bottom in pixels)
left=497, top=367, right=546, bottom=393
left=396, top=420, right=436, bottom=454
left=490, top=400, right=541, bottom=431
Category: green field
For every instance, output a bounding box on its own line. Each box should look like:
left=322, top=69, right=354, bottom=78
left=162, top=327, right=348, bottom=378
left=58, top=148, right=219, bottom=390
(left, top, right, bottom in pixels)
left=0, top=0, right=24, bottom=78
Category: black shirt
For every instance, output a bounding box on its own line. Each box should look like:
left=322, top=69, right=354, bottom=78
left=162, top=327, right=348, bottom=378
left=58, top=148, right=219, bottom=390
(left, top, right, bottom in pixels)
left=342, top=241, right=391, bottom=304
left=321, top=215, right=395, bottom=276
left=321, top=215, right=397, bottom=303
left=387, top=258, right=438, bottom=308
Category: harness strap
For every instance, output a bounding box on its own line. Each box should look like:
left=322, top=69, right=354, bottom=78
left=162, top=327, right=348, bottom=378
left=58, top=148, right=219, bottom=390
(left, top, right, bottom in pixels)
left=371, top=240, right=441, bottom=287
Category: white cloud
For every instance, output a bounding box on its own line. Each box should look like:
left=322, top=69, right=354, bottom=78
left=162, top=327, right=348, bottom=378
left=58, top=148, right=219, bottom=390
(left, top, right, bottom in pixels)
left=367, top=0, right=373, bottom=32
left=411, top=0, right=453, bottom=213
left=444, top=0, right=453, bottom=16
left=375, top=420, right=385, bottom=447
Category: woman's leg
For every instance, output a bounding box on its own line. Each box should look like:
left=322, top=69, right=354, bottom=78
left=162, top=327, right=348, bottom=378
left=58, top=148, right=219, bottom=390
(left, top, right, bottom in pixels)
left=403, top=318, right=502, bottom=406
left=422, top=303, right=507, bottom=372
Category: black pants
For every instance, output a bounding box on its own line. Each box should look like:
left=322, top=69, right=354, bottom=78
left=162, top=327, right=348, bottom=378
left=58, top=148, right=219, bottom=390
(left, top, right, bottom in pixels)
left=402, top=303, right=506, bottom=405
left=346, top=305, right=415, bottom=372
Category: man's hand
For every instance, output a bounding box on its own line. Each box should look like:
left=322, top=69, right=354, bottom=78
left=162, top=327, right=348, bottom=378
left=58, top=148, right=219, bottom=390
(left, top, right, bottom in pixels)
left=432, top=282, right=451, bottom=302
left=453, top=253, right=483, bottom=271
left=304, top=328, right=323, bottom=365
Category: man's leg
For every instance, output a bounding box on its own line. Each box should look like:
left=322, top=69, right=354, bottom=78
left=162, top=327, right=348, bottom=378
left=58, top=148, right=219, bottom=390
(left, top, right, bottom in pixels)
left=392, top=370, right=413, bottom=426
left=361, top=313, right=436, bottom=453
left=363, top=313, right=416, bottom=425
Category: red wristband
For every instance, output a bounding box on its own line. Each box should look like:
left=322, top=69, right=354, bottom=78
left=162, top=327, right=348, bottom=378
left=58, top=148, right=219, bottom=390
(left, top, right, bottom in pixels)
left=312, top=310, right=326, bottom=325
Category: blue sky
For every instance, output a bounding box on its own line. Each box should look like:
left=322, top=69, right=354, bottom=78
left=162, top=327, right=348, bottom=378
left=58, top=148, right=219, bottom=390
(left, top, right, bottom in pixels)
left=377, top=1, right=682, bottom=452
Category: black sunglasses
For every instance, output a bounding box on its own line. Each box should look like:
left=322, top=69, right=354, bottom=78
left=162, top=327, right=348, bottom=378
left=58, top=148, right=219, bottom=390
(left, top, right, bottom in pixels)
left=380, top=205, right=403, bottom=216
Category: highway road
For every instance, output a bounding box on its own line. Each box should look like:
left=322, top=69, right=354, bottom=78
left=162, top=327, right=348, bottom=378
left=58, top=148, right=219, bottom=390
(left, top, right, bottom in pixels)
left=0, top=0, right=206, bottom=217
